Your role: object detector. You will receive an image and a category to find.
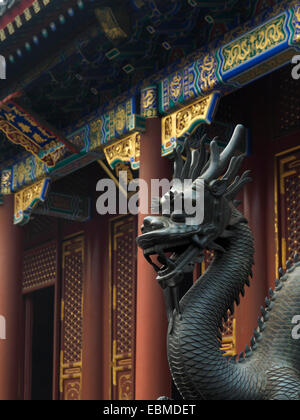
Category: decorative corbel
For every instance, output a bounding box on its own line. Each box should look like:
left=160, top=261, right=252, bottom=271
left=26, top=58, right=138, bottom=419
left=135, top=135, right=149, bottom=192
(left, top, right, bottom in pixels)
left=14, top=178, right=50, bottom=225
left=104, top=132, right=141, bottom=171
left=161, top=92, right=220, bottom=157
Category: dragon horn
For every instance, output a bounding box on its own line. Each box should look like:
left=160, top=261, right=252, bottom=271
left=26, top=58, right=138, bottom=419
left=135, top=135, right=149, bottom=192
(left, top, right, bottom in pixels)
left=199, top=124, right=246, bottom=183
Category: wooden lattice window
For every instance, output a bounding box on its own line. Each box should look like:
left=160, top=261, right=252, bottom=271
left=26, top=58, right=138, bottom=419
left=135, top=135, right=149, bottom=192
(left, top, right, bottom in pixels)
left=275, top=146, right=300, bottom=272
left=60, top=235, right=84, bottom=400
left=109, top=215, right=137, bottom=400
left=23, top=241, right=57, bottom=293
left=273, top=65, right=300, bottom=138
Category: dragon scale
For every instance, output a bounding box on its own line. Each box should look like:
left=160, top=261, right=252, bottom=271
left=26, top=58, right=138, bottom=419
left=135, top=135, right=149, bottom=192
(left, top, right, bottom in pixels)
left=168, top=211, right=300, bottom=400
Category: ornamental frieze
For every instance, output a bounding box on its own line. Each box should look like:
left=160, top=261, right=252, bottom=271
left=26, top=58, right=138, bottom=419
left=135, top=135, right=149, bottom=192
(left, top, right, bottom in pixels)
left=220, top=13, right=287, bottom=75
left=67, top=98, right=145, bottom=150
left=293, top=5, right=300, bottom=43
left=140, top=86, right=158, bottom=118
left=231, top=48, right=298, bottom=87
left=103, top=98, right=146, bottom=144
left=196, top=53, right=219, bottom=94
left=11, top=155, right=49, bottom=192
left=159, top=4, right=300, bottom=114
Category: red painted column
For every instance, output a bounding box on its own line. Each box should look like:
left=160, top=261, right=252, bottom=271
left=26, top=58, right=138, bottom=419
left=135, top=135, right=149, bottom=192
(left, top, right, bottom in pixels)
left=135, top=118, right=173, bottom=400
left=235, top=154, right=269, bottom=353
left=235, top=83, right=270, bottom=354
left=82, top=217, right=105, bottom=400
left=0, top=195, right=23, bottom=400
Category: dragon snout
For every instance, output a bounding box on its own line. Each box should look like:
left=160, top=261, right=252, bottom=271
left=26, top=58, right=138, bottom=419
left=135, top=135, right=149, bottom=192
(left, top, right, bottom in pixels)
left=141, top=216, right=166, bottom=233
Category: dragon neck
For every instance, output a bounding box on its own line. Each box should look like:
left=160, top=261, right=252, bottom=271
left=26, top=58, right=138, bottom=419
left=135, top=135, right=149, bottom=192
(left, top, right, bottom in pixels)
left=181, top=211, right=254, bottom=335
left=168, top=211, right=264, bottom=399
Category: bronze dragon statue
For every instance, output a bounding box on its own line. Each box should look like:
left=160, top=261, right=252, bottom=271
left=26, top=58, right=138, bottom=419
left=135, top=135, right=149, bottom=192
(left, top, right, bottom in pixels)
left=137, top=124, right=300, bottom=400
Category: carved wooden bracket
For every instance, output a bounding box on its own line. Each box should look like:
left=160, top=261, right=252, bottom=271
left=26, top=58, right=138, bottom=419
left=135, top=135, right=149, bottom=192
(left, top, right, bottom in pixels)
left=104, top=132, right=140, bottom=170
left=14, top=177, right=50, bottom=225
left=161, top=92, right=220, bottom=157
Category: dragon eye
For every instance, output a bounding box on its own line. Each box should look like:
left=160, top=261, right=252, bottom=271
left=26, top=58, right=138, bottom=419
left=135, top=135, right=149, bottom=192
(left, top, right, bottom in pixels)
left=171, top=212, right=186, bottom=223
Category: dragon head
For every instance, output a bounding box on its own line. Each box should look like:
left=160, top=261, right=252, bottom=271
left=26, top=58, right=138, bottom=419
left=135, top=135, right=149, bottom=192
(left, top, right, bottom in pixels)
left=137, top=124, right=251, bottom=297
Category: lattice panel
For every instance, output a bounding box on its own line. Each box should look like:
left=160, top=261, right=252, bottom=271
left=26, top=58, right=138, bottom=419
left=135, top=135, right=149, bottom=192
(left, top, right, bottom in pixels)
left=285, top=173, right=300, bottom=259
left=274, top=66, right=300, bottom=138
left=202, top=249, right=236, bottom=355
left=60, top=235, right=84, bottom=401
left=276, top=147, right=300, bottom=270
left=22, top=241, right=57, bottom=292
left=115, top=231, right=135, bottom=356
left=110, top=215, right=137, bottom=400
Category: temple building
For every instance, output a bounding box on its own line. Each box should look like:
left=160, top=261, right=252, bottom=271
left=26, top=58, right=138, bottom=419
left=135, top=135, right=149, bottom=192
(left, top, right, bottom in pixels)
left=0, top=0, right=299, bottom=400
